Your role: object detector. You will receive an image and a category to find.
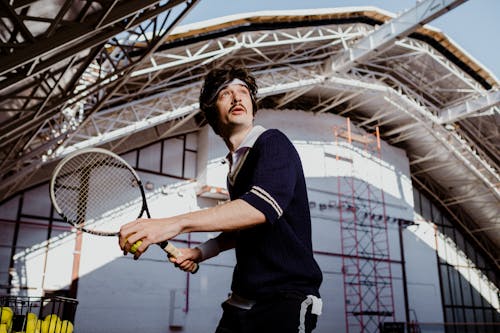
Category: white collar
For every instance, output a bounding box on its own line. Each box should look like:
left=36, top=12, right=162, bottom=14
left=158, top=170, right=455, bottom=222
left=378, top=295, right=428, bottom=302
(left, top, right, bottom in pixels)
left=236, top=125, right=267, bottom=152
left=226, top=126, right=267, bottom=181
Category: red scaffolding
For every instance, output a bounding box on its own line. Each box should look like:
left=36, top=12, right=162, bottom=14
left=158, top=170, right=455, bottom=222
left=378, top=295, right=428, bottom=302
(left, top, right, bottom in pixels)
left=334, top=118, right=396, bottom=333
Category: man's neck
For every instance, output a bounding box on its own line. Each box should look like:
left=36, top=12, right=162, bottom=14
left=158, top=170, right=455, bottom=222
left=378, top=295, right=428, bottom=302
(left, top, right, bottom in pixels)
left=223, top=125, right=253, bottom=152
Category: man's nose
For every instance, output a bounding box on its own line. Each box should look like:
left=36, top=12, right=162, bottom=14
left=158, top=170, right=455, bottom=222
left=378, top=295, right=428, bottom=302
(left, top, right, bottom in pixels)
left=232, top=93, right=242, bottom=104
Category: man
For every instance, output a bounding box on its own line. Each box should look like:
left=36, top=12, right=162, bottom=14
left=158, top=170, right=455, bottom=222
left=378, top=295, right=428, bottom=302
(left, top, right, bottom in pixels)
left=119, top=64, right=323, bottom=333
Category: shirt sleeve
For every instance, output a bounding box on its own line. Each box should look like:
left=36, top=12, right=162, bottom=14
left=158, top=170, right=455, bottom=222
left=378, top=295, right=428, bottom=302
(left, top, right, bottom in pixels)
left=239, top=130, right=299, bottom=224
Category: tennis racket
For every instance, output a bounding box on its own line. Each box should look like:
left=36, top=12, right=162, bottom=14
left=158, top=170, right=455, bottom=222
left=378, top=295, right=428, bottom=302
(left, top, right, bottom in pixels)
left=49, top=147, right=198, bottom=273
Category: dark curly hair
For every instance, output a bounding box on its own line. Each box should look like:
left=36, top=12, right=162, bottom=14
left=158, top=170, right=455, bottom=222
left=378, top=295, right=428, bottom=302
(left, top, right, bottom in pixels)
left=199, top=64, right=258, bottom=135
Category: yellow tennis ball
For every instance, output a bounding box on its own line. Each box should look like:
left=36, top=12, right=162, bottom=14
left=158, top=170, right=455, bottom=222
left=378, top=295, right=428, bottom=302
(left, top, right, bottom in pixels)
left=40, top=320, right=58, bottom=333
left=53, top=321, right=61, bottom=333
left=130, top=240, right=142, bottom=254
left=40, top=320, right=48, bottom=333
left=0, top=307, right=13, bottom=324
left=42, top=314, right=61, bottom=333
left=60, top=320, right=73, bottom=333
left=43, top=314, right=59, bottom=323
left=26, top=317, right=42, bottom=333
left=27, top=312, right=37, bottom=322
left=26, top=318, right=38, bottom=333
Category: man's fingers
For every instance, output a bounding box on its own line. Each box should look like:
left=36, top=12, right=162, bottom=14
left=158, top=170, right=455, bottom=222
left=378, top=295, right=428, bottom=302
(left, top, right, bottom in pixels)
left=168, top=256, right=178, bottom=265
left=119, top=219, right=145, bottom=250
left=177, top=260, right=196, bottom=272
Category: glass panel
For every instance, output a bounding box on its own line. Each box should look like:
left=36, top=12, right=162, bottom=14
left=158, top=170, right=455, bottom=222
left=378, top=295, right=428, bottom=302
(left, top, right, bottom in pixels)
left=476, top=253, right=485, bottom=270
left=460, top=269, right=473, bottom=307
left=450, top=268, right=462, bottom=305
left=443, top=227, right=457, bottom=267
left=412, top=188, right=421, bottom=212
left=0, top=195, right=20, bottom=220
left=493, top=308, right=500, bottom=322
left=441, top=265, right=452, bottom=305
left=484, top=309, right=495, bottom=333
left=478, top=277, right=489, bottom=308
left=486, top=270, right=496, bottom=287
left=453, top=308, right=465, bottom=333
left=437, top=226, right=448, bottom=264
left=442, top=216, right=452, bottom=227
left=162, top=138, right=184, bottom=177
left=464, top=241, right=476, bottom=267
left=469, top=268, right=483, bottom=307
left=22, top=184, right=52, bottom=217
left=445, top=308, right=456, bottom=333
left=474, top=309, right=484, bottom=333
left=431, top=204, right=442, bottom=224
left=455, top=232, right=465, bottom=253
left=184, top=151, right=197, bottom=179
left=420, top=195, right=431, bottom=221
left=464, top=309, right=476, bottom=333
left=16, top=223, right=48, bottom=248
left=138, top=142, right=161, bottom=172
left=185, top=132, right=198, bottom=151
left=0, top=222, right=14, bottom=292
left=121, top=150, right=137, bottom=168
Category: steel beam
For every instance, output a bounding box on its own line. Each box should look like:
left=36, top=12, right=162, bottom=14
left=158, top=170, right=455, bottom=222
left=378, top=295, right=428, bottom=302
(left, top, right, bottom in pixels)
left=438, top=90, right=500, bottom=124
left=0, top=0, right=200, bottom=183
left=0, top=0, right=178, bottom=77
left=325, top=0, right=467, bottom=73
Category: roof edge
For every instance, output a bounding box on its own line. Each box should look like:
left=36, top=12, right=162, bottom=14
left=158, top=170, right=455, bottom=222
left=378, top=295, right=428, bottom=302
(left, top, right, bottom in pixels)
left=162, top=7, right=498, bottom=89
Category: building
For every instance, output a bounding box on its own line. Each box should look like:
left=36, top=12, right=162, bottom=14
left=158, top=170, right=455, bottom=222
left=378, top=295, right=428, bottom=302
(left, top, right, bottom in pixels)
left=0, top=1, right=498, bottom=332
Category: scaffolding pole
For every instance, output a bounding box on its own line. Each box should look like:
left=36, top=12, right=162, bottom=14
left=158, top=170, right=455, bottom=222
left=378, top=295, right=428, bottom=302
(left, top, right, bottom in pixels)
left=335, top=118, right=395, bottom=333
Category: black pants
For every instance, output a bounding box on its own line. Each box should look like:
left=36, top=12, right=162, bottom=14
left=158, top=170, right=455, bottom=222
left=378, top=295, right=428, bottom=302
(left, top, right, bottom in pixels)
left=215, top=293, right=318, bottom=333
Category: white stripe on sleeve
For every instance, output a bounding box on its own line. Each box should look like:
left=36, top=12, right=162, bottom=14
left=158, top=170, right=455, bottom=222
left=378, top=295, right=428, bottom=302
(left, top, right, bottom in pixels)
left=250, top=186, right=283, bottom=217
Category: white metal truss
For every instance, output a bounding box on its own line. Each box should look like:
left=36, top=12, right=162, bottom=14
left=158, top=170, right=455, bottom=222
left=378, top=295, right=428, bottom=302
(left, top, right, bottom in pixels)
left=0, top=0, right=200, bottom=192
left=0, top=4, right=498, bottom=266
left=51, top=24, right=370, bottom=155
left=325, top=0, right=467, bottom=73
left=438, top=90, right=500, bottom=123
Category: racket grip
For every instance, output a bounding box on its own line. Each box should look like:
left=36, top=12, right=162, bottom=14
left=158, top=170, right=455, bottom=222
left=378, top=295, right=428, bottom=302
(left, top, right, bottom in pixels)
left=159, top=241, right=199, bottom=274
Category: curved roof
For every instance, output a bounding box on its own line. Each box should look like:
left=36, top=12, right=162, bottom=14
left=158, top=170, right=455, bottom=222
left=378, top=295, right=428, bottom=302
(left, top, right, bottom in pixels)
left=0, top=4, right=498, bottom=268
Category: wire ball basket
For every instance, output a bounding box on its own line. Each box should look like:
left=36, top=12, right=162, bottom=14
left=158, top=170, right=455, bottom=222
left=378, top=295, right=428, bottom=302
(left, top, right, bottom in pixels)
left=0, top=295, right=78, bottom=333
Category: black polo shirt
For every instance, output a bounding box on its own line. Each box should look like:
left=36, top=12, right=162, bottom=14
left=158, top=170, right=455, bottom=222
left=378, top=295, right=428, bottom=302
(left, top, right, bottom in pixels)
left=227, top=128, right=323, bottom=299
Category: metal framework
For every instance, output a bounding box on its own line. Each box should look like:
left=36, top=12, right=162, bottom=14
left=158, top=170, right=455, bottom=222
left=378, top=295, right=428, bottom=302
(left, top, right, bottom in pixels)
left=335, top=119, right=396, bottom=333
left=326, top=0, right=467, bottom=73
left=0, top=2, right=498, bottom=269
left=0, top=0, right=200, bottom=193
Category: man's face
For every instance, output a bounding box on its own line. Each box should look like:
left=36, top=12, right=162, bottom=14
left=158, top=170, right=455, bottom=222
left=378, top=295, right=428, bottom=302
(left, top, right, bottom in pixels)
left=215, top=83, right=254, bottom=133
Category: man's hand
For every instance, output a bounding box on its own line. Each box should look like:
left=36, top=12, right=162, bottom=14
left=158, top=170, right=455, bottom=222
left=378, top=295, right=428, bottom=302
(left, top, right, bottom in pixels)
left=118, top=217, right=182, bottom=259
left=168, top=247, right=202, bottom=272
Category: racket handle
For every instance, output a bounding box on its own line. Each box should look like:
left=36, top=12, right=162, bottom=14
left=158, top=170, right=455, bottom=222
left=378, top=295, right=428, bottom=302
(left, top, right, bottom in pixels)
left=159, top=241, right=199, bottom=274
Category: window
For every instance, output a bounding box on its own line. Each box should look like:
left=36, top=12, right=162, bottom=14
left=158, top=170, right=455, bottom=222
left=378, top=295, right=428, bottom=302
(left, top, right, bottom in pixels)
left=414, top=190, right=500, bottom=333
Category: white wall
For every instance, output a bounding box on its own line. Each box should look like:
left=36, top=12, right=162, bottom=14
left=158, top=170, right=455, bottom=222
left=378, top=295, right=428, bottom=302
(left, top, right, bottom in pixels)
left=404, top=217, right=444, bottom=325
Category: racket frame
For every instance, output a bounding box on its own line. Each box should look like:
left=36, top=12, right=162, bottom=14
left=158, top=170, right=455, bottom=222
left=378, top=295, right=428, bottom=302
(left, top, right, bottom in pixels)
left=50, top=147, right=198, bottom=273
left=50, top=147, right=148, bottom=236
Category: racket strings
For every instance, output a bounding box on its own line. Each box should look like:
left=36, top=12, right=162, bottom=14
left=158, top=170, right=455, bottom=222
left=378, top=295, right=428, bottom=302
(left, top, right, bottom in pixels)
left=53, top=152, right=143, bottom=234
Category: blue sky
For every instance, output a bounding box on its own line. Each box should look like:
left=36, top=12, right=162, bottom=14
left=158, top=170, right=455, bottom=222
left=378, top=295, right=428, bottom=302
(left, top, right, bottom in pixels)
left=181, top=0, right=499, bottom=81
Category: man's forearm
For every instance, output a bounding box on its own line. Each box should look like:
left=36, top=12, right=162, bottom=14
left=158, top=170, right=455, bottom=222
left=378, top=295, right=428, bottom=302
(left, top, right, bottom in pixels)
left=177, top=199, right=266, bottom=234
left=119, top=199, right=265, bottom=257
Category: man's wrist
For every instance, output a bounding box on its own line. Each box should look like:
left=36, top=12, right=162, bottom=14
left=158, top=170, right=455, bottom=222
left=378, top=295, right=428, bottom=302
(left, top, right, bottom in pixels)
left=196, top=238, right=220, bottom=261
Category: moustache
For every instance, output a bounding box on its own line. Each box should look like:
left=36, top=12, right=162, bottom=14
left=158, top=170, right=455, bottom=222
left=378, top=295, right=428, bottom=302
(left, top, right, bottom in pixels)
left=229, top=103, right=247, bottom=113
